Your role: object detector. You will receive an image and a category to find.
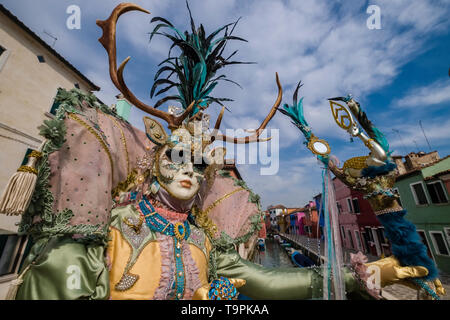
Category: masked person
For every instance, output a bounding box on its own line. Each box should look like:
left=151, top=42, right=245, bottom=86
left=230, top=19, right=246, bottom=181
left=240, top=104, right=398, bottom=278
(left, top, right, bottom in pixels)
left=5, top=3, right=443, bottom=300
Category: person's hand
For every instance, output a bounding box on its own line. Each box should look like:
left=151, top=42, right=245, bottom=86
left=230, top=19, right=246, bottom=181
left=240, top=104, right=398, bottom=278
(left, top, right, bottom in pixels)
left=365, top=256, right=446, bottom=298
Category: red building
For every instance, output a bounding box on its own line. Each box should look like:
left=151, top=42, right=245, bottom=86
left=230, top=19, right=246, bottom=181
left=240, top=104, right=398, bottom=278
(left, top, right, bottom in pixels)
left=303, top=201, right=320, bottom=238
left=333, top=177, right=391, bottom=257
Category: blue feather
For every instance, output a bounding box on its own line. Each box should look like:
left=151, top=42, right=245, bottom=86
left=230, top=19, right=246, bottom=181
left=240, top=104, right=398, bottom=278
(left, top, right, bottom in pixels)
left=361, top=161, right=396, bottom=178
left=377, top=210, right=439, bottom=280
left=372, top=127, right=390, bottom=153
left=281, top=95, right=312, bottom=140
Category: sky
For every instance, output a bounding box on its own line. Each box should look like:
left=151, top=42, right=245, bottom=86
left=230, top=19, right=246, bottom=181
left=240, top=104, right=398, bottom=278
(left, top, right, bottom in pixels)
left=1, top=0, right=449, bottom=209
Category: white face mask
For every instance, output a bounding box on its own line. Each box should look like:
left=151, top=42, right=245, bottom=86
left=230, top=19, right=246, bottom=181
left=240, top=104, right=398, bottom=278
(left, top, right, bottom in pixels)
left=156, top=145, right=206, bottom=200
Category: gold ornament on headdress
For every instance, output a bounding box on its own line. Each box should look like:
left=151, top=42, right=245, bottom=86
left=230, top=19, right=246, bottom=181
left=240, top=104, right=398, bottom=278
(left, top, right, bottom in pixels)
left=330, top=100, right=354, bottom=131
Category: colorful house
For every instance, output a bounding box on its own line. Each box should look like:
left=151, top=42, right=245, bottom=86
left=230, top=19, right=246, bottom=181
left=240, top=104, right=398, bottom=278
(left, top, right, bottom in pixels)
left=333, top=177, right=390, bottom=257
left=295, top=212, right=307, bottom=236
left=394, top=154, right=450, bottom=274
left=267, top=204, right=287, bottom=231
left=303, top=201, right=320, bottom=238
left=284, top=208, right=305, bottom=234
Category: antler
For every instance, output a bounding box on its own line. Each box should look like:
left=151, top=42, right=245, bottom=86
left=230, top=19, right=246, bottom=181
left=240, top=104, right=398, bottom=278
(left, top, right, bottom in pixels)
left=211, top=73, right=282, bottom=144
left=96, top=3, right=195, bottom=130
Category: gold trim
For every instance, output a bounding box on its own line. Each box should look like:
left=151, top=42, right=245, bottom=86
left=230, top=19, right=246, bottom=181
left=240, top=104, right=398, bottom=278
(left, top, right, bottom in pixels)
left=364, top=138, right=375, bottom=149
left=68, top=113, right=114, bottom=179
left=122, top=216, right=144, bottom=234
left=191, top=188, right=245, bottom=239
left=342, top=156, right=369, bottom=170
left=174, top=222, right=185, bottom=240
left=161, top=223, right=169, bottom=233
left=17, top=165, right=37, bottom=175
left=144, top=211, right=156, bottom=218
left=28, top=150, right=43, bottom=159
left=306, top=133, right=331, bottom=156
left=106, top=114, right=130, bottom=176
left=330, top=100, right=352, bottom=130
left=203, top=188, right=246, bottom=216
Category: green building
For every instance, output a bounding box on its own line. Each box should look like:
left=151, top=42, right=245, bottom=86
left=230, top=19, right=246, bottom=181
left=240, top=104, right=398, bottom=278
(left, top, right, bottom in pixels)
left=394, top=155, right=450, bottom=275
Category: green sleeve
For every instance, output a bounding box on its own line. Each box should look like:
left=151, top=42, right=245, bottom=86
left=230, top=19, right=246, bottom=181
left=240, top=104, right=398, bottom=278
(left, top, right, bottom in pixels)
left=215, top=248, right=369, bottom=300
left=15, top=236, right=109, bottom=300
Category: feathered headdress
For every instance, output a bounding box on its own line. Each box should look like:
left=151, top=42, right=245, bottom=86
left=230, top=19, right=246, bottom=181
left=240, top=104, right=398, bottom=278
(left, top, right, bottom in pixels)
left=149, top=1, right=253, bottom=116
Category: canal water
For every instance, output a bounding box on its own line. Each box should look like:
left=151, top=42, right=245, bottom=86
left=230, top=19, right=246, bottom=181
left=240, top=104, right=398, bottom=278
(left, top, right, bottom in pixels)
left=252, top=237, right=294, bottom=268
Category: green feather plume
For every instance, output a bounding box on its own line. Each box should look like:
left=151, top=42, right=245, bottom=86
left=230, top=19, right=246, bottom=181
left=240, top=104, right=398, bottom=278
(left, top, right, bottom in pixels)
left=149, top=1, right=254, bottom=116
left=279, top=81, right=312, bottom=140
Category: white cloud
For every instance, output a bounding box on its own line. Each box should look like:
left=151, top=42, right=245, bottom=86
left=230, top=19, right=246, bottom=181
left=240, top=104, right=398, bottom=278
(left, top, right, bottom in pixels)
left=394, top=79, right=450, bottom=108
left=238, top=155, right=324, bottom=208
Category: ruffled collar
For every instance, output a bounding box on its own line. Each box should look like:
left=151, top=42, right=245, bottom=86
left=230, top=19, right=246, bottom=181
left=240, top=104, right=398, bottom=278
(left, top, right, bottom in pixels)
left=149, top=198, right=188, bottom=223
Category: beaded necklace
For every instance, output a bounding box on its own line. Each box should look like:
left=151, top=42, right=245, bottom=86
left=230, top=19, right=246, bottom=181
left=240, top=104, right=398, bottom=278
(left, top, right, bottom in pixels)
left=138, top=196, right=191, bottom=300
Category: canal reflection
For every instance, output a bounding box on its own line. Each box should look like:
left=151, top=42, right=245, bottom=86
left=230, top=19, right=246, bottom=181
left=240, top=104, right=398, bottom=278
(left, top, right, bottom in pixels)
left=252, top=237, right=294, bottom=268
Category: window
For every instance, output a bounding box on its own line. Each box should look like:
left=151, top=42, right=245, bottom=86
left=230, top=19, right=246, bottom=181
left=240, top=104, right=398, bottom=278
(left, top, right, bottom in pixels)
left=352, top=198, right=360, bottom=214
left=0, top=234, right=28, bottom=276
left=429, top=231, right=450, bottom=256
left=426, top=181, right=448, bottom=204
left=341, top=226, right=345, bottom=239
left=21, top=148, right=33, bottom=166
left=365, top=227, right=374, bottom=242
left=346, top=198, right=353, bottom=213
left=347, top=230, right=354, bottom=249
left=49, top=88, right=63, bottom=115
left=37, top=55, right=46, bottom=63
left=410, top=182, right=429, bottom=205
left=355, top=230, right=362, bottom=251
left=361, top=232, right=370, bottom=253
left=417, top=230, right=434, bottom=260
left=445, top=228, right=450, bottom=244
left=336, top=202, right=342, bottom=214
left=0, top=45, right=10, bottom=72
left=376, top=228, right=388, bottom=245
left=74, top=83, right=80, bottom=89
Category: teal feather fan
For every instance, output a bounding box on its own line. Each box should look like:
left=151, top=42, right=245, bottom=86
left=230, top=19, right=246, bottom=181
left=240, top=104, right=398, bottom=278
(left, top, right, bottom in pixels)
left=278, top=81, right=312, bottom=140
left=149, top=1, right=253, bottom=117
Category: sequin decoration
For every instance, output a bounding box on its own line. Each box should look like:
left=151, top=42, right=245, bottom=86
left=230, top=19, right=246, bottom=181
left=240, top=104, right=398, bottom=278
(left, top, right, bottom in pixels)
left=121, top=216, right=150, bottom=249
left=208, top=277, right=239, bottom=300
left=188, top=225, right=206, bottom=251
left=115, top=273, right=140, bottom=291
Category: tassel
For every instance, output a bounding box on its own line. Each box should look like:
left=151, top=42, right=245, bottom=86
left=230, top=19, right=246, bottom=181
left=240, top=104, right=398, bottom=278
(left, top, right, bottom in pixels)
left=0, top=149, right=43, bottom=216
left=5, top=265, right=30, bottom=300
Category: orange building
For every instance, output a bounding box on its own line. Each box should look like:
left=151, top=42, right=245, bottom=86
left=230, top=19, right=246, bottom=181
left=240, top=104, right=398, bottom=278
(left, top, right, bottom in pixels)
left=303, top=201, right=320, bottom=238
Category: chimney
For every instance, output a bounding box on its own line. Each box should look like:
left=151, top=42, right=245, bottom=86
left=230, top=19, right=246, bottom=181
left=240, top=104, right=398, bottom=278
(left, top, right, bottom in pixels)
left=393, top=156, right=406, bottom=175
left=115, top=93, right=132, bottom=121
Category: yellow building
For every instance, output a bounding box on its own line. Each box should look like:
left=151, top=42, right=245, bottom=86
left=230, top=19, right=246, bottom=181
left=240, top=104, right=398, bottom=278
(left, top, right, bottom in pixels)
left=0, top=4, right=99, bottom=297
